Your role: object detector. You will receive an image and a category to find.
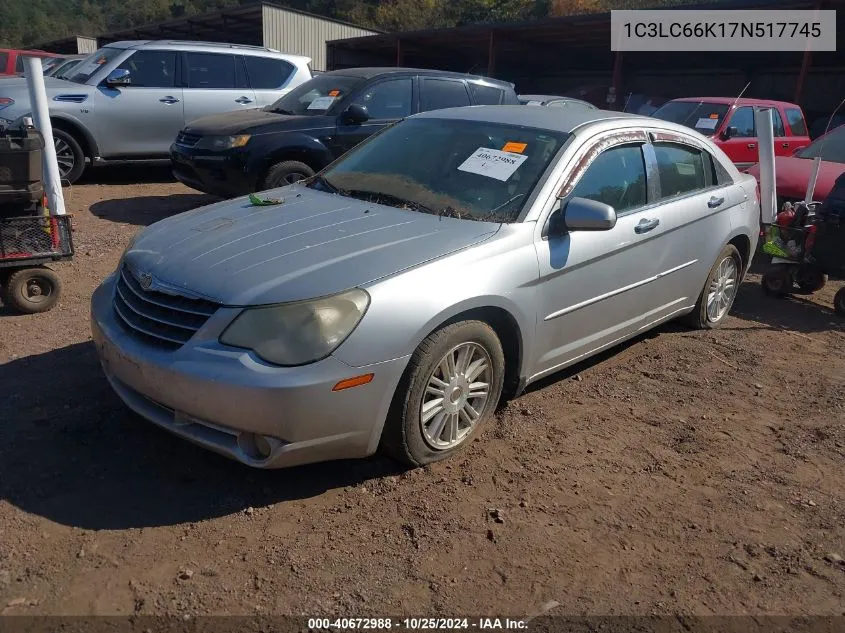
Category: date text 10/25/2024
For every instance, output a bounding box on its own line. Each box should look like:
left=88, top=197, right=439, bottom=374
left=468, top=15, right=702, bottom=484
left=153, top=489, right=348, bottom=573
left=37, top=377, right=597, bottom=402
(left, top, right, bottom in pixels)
left=307, top=618, right=528, bottom=630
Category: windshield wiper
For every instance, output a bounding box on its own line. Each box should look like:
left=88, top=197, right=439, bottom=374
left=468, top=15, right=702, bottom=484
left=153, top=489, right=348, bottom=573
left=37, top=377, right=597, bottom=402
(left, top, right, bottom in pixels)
left=343, top=189, right=438, bottom=215
left=271, top=107, right=295, bottom=115
left=307, top=174, right=347, bottom=195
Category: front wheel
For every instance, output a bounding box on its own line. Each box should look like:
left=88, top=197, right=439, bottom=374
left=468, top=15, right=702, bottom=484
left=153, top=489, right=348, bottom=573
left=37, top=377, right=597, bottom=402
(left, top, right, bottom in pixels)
left=2, top=267, right=62, bottom=314
left=261, top=160, right=315, bottom=190
left=834, top=287, right=845, bottom=316
left=683, top=244, right=742, bottom=329
left=762, top=264, right=793, bottom=297
left=53, top=128, right=86, bottom=184
left=381, top=320, right=505, bottom=467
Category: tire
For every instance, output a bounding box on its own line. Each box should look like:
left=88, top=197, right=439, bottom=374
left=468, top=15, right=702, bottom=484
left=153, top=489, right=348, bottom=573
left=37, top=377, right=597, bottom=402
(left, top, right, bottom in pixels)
left=381, top=320, right=506, bottom=467
left=683, top=244, right=743, bottom=329
left=52, top=128, right=86, bottom=185
left=2, top=267, right=62, bottom=314
left=834, top=287, right=845, bottom=316
left=795, top=267, right=827, bottom=293
left=762, top=264, right=793, bottom=297
left=261, top=161, right=315, bottom=190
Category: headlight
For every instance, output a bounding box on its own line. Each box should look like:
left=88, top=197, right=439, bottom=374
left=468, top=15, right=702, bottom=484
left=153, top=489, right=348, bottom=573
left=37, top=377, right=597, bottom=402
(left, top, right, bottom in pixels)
left=219, top=288, right=370, bottom=366
left=196, top=134, right=251, bottom=150
left=0, top=98, right=14, bottom=111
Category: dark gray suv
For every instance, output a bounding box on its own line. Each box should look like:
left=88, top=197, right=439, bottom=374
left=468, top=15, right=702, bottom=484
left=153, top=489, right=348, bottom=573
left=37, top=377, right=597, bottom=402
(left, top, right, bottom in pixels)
left=170, top=67, right=520, bottom=197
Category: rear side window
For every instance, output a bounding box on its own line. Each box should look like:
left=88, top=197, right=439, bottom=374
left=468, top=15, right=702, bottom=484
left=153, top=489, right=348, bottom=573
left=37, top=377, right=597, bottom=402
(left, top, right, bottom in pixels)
left=653, top=143, right=708, bottom=199
left=244, top=56, right=295, bottom=89
left=116, top=50, right=177, bottom=88
left=785, top=108, right=808, bottom=136
left=185, top=52, right=239, bottom=89
left=469, top=83, right=504, bottom=105
left=420, top=78, right=471, bottom=112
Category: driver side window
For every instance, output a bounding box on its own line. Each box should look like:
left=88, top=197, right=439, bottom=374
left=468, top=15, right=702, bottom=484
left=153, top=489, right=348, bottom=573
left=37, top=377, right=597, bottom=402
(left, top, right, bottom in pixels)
left=569, top=144, right=647, bottom=214
left=354, top=78, right=412, bottom=120
left=115, top=51, right=177, bottom=88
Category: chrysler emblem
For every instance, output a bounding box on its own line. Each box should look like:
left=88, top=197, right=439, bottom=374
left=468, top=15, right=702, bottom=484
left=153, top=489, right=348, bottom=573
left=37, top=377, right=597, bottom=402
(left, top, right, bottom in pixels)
left=139, top=273, right=153, bottom=290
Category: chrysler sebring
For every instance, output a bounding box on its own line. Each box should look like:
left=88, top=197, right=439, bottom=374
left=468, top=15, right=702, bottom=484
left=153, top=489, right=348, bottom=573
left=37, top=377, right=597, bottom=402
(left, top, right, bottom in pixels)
left=91, top=106, right=760, bottom=468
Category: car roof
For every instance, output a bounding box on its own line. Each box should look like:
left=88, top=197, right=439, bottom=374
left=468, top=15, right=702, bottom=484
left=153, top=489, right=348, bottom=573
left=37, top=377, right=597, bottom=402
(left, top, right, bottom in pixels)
left=102, top=40, right=311, bottom=62
left=414, top=105, right=640, bottom=133
left=669, top=97, right=801, bottom=108
left=324, top=67, right=513, bottom=88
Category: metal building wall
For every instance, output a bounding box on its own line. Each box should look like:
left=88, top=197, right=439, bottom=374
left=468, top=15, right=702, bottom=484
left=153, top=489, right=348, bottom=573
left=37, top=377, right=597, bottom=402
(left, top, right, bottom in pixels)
left=75, top=36, right=98, bottom=54
left=262, top=5, right=378, bottom=72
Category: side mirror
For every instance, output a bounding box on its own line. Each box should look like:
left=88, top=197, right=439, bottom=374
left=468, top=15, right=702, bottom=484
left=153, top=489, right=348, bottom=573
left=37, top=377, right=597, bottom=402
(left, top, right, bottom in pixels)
left=104, top=68, right=131, bottom=88
left=721, top=126, right=738, bottom=140
left=341, top=103, right=370, bottom=124
left=545, top=197, right=617, bottom=237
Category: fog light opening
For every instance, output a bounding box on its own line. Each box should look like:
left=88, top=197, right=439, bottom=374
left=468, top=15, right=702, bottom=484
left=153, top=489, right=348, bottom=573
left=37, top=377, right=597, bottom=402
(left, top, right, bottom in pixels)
left=238, top=432, right=274, bottom=460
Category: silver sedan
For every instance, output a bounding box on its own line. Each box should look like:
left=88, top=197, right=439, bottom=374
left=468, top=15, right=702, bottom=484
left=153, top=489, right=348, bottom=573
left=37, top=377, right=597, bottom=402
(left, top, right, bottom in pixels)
left=90, top=106, right=760, bottom=469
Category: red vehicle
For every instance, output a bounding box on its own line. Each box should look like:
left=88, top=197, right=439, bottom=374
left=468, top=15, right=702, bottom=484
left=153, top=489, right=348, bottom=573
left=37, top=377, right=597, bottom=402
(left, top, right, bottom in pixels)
left=651, top=97, right=812, bottom=169
left=0, top=48, right=62, bottom=76
left=746, top=123, right=845, bottom=206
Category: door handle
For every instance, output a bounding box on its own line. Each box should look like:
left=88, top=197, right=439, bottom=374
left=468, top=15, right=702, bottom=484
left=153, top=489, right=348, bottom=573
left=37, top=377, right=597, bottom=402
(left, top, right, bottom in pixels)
left=235, top=96, right=253, bottom=104
left=747, top=143, right=756, bottom=149
left=781, top=142, right=790, bottom=148
left=708, top=195, right=725, bottom=208
left=634, top=218, right=660, bottom=234
left=159, top=96, right=180, bottom=104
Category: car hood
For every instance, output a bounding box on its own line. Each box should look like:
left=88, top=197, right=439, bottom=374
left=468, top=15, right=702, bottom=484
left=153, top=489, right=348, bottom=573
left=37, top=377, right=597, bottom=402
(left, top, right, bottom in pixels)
left=123, top=185, right=501, bottom=306
left=0, top=75, right=83, bottom=91
left=746, top=156, right=845, bottom=200
left=184, top=109, right=335, bottom=136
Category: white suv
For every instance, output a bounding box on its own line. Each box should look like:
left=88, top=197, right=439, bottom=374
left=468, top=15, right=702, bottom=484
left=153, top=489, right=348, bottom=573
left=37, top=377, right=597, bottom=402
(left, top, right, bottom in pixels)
left=0, top=40, right=312, bottom=183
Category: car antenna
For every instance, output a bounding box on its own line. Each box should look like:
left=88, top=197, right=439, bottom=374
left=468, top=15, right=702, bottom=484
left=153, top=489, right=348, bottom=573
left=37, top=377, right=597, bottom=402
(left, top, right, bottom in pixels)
left=728, top=81, right=752, bottom=112
left=466, top=63, right=479, bottom=75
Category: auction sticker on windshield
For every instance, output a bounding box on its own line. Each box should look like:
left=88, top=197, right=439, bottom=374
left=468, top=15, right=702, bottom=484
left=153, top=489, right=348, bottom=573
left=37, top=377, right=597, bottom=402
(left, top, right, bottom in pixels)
left=695, top=117, right=719, bottom=130
left=307, top=96, right=336, bottom=110
left=458, top=147, right=528, bottom=182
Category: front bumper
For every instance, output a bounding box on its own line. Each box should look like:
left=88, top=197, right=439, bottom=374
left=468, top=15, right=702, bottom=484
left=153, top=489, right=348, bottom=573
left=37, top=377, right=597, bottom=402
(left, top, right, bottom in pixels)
left=90, top=274, right=410, bottom=469
left=170, top=143, right=255, bottom=198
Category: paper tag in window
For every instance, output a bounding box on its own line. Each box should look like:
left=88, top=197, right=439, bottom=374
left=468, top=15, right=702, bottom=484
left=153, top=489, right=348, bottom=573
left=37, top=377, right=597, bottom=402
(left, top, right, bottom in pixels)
left=502, top=142, right=527, bottom=154
left=307, top=96, right=336, bottom=110
left=676, top=163, right=696, bottom=175
left=695, top=117, right=718, bottom=130
left=458, top=147, right=528, bottom=182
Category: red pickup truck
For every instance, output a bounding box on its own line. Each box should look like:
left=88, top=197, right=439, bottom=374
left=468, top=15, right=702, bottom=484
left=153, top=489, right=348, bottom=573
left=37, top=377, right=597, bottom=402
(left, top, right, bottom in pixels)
left=0, top=48, right=63, bottom=76
left=651, top=97, right=812, bottom=169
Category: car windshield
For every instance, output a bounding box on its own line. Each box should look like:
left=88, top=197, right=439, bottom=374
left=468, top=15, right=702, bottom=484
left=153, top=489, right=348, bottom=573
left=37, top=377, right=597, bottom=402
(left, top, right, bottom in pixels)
left=65, top=47, right=124, bottom=84
left=795, top=125, right=845, bottom=163
left=651, top=101, right=730, bottom=136
left=267, top=74, right=362, bottom=115
left=53, top=59, right=82, bottom=79
left=310, top=118, right=570, bottom=223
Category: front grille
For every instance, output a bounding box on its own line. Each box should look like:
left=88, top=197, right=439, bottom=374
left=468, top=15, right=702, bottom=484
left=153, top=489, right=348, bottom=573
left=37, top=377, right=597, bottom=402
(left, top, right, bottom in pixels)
left=175, top=131, right=202, bottom=147
left=113, top=265, right=219, bottom=349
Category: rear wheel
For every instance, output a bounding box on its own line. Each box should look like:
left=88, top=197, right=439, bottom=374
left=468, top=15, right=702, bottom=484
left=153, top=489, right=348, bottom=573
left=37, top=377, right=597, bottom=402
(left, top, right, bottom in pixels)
left=381, top=320, right=505, bottom=467
left=762, top=264, right=793, bottom=297
left=261, top=160, right=314, bottom=190
left=834, top=287, right=845, bottom=316
left=795, top=266, right=827, bottom=293
left=683, top=244, right=742, bottom=329
left=52, top=128, right=86, bottom=184
left=3, top=267, right=62, bottom=314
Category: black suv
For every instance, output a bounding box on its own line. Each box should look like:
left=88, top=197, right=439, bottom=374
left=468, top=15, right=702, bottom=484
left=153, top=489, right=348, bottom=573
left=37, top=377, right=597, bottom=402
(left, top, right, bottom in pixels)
left=170, top=67, right=519, bottom=197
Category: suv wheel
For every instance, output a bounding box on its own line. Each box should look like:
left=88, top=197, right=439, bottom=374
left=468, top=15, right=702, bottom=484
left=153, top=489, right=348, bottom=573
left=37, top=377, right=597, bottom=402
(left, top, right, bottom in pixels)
left=53, top=129, right=86, bottom=184
left=262, top=161, right=315, bottom=190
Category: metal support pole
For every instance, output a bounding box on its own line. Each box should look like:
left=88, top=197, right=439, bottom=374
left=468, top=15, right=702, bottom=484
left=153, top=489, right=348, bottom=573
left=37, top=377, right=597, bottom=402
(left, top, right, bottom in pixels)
left=487, top=31, right=496, bottom=78
left=22, top=56, right=66, bottom=216
left=754, top=107, right=777, bottom=224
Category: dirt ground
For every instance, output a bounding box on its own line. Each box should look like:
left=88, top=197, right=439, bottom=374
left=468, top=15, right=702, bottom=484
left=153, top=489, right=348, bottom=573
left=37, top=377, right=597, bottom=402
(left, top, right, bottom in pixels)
left=0, top=167, right=843, bottom=619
